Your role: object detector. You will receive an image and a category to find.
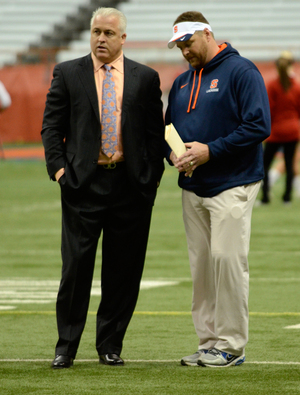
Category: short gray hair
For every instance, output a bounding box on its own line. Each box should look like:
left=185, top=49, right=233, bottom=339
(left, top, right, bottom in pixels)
left=90, top=7, right=127, bottom=35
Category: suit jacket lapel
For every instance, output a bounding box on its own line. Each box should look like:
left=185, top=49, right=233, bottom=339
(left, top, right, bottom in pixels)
left=74, top=55, right=138, bottom=127
left=77, top=54, right=100, bottom=122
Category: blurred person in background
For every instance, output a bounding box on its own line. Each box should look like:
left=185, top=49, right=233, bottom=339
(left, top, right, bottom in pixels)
left=268, top=144, right=300, bottom=198
left=165, top=11, right=270, bottom=367
left=41, top=7, right=164, bottom=369
left=0, top=80, right=11, bottom=158
left=0, top=80, right=11, bottom=111
left=261, top=51, right=300, bottom=204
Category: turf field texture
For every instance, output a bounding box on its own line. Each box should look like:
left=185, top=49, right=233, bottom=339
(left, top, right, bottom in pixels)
left=0, top=158, right=300, bottom=394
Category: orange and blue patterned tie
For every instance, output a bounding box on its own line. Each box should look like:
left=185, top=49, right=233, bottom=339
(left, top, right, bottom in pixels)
left=101, top=64, right=117, bottom=157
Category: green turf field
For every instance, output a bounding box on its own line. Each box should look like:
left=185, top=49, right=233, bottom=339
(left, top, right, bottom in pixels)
left=0, top=158, right=300, bottom=394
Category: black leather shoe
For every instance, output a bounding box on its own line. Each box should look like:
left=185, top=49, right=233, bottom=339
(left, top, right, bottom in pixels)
left=99, top=354, right=124, bottom=366
left=51, top=355, right=74, bottom=369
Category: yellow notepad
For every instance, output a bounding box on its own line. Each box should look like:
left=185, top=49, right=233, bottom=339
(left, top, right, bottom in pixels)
left=165, top=123, right=193, bottom=177
left=165, top=123, right=186, bottom=158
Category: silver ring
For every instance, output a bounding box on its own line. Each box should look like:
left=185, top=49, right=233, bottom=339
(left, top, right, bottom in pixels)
left=189, top=161, right=194, bottom=166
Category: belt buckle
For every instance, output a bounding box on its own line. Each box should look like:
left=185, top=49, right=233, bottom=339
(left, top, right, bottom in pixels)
left=103, top=162, right=116, bottom=170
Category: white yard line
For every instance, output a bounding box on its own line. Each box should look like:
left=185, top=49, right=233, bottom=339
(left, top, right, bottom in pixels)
left=0, top=279, right=179, bottom=308
left=0, top=359, right=299, bottom=365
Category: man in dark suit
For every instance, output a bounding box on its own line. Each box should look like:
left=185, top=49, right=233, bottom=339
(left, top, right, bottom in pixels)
left=41, top=7, right=164, bottom=369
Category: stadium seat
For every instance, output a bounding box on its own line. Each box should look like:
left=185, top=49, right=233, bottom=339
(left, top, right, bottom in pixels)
left=56, top=0, right=300, bottom=64
left=0, top=0, right=90, bottom=67
left=0, top=0, right=299, bottom=66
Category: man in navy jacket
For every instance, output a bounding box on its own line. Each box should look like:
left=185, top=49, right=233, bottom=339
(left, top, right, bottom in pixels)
left=165, top=11, right=270, bottom=367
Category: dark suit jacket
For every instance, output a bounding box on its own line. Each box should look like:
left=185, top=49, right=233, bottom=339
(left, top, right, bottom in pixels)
left=41, top=54, right=165, bottom=204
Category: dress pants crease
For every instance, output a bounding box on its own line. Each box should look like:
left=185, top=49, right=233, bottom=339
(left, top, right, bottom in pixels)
left=55, top=166, right=152, bottom=358
left=96, top=194, right=152, bottom=355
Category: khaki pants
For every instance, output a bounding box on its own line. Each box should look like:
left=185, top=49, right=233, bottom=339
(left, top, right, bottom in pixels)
left=182, top=182, right=260, bottom=356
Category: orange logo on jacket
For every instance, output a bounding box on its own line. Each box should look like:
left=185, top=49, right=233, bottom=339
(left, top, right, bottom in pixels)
left=210, top=79, right=219, bottom=89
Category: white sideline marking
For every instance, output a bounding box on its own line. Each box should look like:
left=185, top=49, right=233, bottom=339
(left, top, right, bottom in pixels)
left=0, top=359, right=299, bottom=365
left=0, top=249, right=187, bottom=257
left=0, top=279, right=179, bottom=309
left=250, top=277, right=300, bottom=282
left=1, top=229, right=60, bottom=236
left=251, top=251, right=300, bottom=255
left=9, top=201, right=61, bottom=213
left=0, top=306, right=16, bottom=310
left=284, top=323, right=300, bottom=329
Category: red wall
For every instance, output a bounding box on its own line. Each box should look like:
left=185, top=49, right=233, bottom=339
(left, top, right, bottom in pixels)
left=0, top=64, right=54, bottom=143
left=1, top=61, right=299, bottom=143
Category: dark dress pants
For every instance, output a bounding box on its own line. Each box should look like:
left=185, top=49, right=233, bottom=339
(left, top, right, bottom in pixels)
left=55, top=164, right=153, bottom=358
left=262, top=141, right=298, bottom=203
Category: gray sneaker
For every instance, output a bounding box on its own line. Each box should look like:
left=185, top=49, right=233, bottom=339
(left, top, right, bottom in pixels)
left=181, top=349, right=208, bottom=366
left=198, top=348, right=245, bottom=367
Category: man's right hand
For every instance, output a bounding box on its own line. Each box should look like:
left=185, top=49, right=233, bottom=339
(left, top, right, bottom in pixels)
left=169, top=151, right=178, bottom=166
left=55, top=168, right=65, bottom=182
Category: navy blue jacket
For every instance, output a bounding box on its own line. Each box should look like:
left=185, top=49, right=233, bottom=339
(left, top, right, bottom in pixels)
left=165, top=43, right=271, bottom=197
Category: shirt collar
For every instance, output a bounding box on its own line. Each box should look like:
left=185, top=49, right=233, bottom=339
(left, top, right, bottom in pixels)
left=91, top=51, right=124, bottom=74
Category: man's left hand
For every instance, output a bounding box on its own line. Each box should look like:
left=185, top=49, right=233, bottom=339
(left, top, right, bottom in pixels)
left=175, top=142, right=210, bottom=177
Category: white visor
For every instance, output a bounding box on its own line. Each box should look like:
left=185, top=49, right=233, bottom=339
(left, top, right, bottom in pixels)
left=168, top=21, right=212, bottom=48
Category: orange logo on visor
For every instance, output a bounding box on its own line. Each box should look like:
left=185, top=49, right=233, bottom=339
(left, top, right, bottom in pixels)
left=174, top=25, right=178, bottom=33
